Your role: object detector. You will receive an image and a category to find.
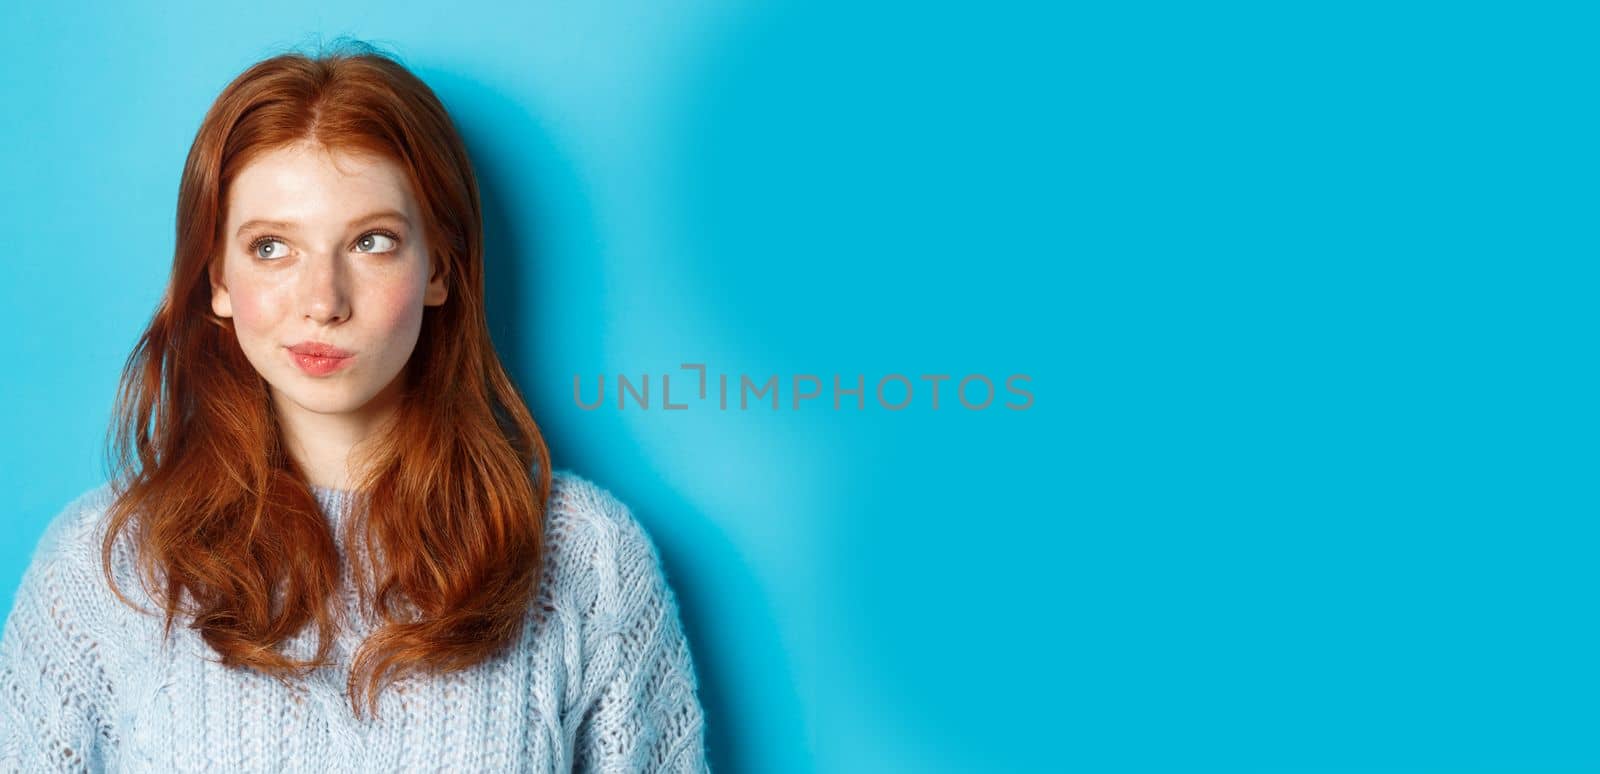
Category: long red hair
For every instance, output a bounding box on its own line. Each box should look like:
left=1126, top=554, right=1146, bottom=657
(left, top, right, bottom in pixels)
left=96, top=40, right=552, bottom=721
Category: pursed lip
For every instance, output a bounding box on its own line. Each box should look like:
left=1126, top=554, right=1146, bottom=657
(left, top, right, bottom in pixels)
left=286, top=341, right=355, bottom=358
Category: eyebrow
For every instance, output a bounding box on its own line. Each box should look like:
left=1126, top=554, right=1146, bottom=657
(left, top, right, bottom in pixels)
left=235, top=209, right=411, bottom=237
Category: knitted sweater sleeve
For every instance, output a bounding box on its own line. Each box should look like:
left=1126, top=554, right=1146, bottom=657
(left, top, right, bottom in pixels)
left=0, top=489, right=119, bottom=772
left=571, top=486, right=710, bottom=773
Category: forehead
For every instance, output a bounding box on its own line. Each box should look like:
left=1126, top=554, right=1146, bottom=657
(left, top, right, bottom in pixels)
left=225, top=142, right=417, bottom=226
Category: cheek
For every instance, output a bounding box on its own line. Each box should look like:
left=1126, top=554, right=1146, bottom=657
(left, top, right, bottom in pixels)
left=371, top=280, right=429, bottom=335
left=228, top=286, right=286, bottom=338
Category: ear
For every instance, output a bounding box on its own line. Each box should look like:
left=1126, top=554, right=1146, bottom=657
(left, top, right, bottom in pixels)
left=424, top=254, right=449, bottom=307
left=209, top=257, right=233, bottom=318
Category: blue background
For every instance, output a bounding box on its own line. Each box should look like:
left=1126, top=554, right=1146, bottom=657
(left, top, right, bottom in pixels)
left=2, top=2, right=1596, bottom=772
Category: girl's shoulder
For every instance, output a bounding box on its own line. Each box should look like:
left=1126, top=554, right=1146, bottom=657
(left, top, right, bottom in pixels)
left=26, top=481, right=122, bottom=571
left=547, top=468, right=657, bottom=546
left=543, top=468, right=677, bottom=606
left=6, top=481, right=140, bottom=661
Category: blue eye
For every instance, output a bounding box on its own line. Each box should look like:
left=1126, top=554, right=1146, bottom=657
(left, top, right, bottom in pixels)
left=355, top=231, right=400, bottom=253
left=250, top=237, right=289, bottom=260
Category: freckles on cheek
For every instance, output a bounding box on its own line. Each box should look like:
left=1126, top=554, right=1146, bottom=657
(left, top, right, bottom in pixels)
left=229, top=289, right=281, bottom=336
left=376, top=284, right=427, bottom=329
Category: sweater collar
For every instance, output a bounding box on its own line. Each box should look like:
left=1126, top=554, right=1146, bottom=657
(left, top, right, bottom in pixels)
left=308, top=483, right=359, bottom=523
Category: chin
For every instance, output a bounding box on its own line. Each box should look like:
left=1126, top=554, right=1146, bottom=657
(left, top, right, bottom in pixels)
left=299, top=398, right=370, bottom=416
left=272, top=383, right=370, bottom=416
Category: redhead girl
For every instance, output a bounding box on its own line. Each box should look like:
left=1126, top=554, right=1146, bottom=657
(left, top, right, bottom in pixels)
left=0, top=41, right=708, bottom=773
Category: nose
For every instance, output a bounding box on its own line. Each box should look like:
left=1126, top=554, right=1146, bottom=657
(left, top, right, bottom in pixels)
left=298, top=249, right=351, bottom=325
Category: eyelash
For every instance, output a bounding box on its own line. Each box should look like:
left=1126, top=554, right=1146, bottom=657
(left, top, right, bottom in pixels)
left=246, top=228, right=402, bottom=260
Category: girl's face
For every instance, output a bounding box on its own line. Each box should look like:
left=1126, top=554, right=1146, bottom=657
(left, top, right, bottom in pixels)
left=210, top=141, right=447, bottom=427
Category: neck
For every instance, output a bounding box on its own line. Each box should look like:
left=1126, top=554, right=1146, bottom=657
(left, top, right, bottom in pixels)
left=271, top=380, right=402, bottom=491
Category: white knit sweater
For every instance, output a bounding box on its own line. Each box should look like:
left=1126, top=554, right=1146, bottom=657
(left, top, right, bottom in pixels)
left=0, top=469, right=709, bottom=772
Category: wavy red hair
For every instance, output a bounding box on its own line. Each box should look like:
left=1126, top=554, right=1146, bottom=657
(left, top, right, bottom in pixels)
left=96, top=39, right=552, bottom=721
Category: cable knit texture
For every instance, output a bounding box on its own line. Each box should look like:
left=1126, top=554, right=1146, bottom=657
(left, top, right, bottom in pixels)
left=0, top=469, right=709, bottom=773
